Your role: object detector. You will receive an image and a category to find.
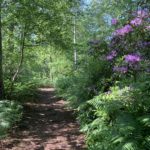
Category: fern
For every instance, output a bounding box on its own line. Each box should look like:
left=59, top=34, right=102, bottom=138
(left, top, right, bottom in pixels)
left=79, top=82, right=150, bottom=150
left=0, top=100, right=22, bottom=139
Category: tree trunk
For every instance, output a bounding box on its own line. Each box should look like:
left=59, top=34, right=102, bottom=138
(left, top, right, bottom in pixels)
left=73, top=15, right=77, bottom=69
left=9, top=26, right=26, bottom=98
left=0, top=3, right=4, bottom=99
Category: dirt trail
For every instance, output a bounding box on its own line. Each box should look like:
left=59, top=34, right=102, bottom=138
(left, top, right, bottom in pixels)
left=1, top=88, right=86, bottom=150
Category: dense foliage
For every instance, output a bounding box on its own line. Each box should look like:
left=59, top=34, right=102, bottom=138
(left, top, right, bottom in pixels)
left=0, top=0, right=150, bottom=149
left=0, top=101, right=22, bottom=138
left=55, top=0, right=150, bottom=149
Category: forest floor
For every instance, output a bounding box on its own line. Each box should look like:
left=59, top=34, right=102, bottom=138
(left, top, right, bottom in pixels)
left=1, top=88, right=86, bottom=150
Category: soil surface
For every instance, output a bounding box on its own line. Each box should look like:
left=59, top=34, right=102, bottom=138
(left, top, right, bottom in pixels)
left=1, top=88, right=86, bottom=150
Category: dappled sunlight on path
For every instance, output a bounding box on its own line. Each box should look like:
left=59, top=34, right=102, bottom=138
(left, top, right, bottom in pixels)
left=1, top=88, right=86, bottom=150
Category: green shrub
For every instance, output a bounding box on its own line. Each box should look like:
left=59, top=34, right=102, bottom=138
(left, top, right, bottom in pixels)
left=12, top=82, right=38, bottom=102
left=55, top=59, right=112, bottom=108
left=79, top=80, right=150, bottom=150
left=0, top=100, right=22, bottom=139
left=4, top=80, right=39, bottom=102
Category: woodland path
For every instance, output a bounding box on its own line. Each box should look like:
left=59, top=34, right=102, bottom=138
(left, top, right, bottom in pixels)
left=1, top=88, right=86, bottom=150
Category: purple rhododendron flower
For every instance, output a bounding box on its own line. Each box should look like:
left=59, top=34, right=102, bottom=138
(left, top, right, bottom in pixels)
left=114, top=24, right=133, bottom=36
left=125, top=54, right=141, bottom=64
left=143, top=41, right=150, bottom=47
left=137, top=10, right=149, bottom=18
left=113, top=66, right=128, bottom=73
left=137, top=41, right=150, bottom=48
left=106, top=50, right=117, bottom=61
left=130, top=18, right=143, bottom=26
left=111, top=18, right=118, bottom=25
left=145, top=26, right=150, bottom=30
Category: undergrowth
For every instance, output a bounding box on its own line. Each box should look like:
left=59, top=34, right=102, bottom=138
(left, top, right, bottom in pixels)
left=0, top=100, right=22, bottom=139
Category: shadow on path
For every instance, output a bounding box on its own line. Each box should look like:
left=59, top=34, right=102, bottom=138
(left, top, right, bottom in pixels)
left=1, top=88, right=86, bottom=150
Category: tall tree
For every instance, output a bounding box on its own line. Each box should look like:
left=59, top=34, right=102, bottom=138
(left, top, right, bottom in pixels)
left=0, top=1, right=4, bottom=99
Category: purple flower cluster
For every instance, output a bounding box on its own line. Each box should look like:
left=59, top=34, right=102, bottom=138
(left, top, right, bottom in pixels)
left=130, top=17, right=143, bottom=26
left=145, top=26, right=150, bottom=30
left=125, top=54, right=141, bottom=64
left=108, top=10, right=150, bottom=76
left=113, top=66, right=128, bottom=73
left=106, top=50, right=117, bottom=61
left=114, top=25, right=133, bottom=36
left=137, top=10, right=149, bottom=18
left=111, top=18, right=118, bottom=25
left=137, top=41, right=150, bottom=48
left=143, top=41, right=150, bottom=47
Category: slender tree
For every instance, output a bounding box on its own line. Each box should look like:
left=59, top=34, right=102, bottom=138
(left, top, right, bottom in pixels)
left=9, top=25, right=26, bottom=97
left=73, top=15, right=77, bottom=69
left=0, top=1, right=4, bottom=99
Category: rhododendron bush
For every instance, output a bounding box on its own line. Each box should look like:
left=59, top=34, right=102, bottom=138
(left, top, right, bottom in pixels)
left=107, top=9, right=150, bottom=79
left=78, top=7, right=150, bottom=150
